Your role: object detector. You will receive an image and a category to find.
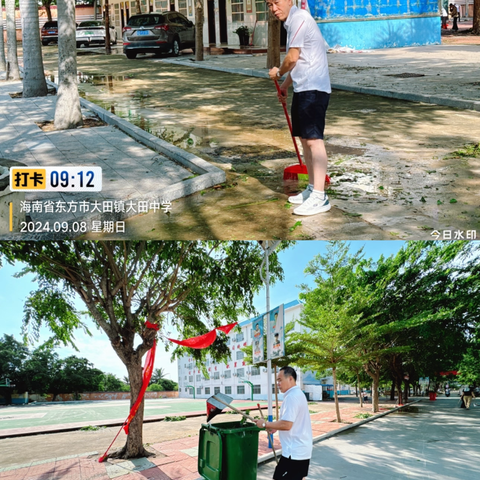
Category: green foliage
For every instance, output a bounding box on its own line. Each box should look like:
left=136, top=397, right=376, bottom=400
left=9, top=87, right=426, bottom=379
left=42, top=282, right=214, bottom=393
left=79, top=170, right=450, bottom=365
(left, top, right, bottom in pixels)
left=80, top=425, right=105, bottom=431
left=146, top=383, right=164, bottom=392
left=354, top=413, right=372, bottom=419
left=164, top=416, right=186, bottom=421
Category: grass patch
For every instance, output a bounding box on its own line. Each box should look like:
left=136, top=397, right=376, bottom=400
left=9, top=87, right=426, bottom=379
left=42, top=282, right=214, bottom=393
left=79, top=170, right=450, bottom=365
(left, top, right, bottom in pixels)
left=448, top=143, right=480, bottom=158
left=354, top=413, right=373, bottom=419
left=80, top=425, right=104, bottom=431
left=164, top=416, right=186, bottom=422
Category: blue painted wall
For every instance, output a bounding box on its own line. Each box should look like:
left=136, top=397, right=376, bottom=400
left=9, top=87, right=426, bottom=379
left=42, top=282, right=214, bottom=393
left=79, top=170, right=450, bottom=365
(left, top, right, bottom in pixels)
left=308, top=0, right=439, bottom=19
left=306, top=0, right=441, bottom=49
left=320, top=16, right=440, bottom=49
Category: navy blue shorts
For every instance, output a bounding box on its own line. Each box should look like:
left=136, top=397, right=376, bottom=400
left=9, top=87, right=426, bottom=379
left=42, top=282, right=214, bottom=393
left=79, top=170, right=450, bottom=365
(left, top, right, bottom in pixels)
left=273, top=456, right=310, bottom=480
left=291, top=90, right=330, bottom=140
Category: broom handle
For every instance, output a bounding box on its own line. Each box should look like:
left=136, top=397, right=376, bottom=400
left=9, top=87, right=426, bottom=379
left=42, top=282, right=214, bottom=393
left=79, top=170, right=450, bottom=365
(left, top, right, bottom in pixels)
left=274, top=79, right=304, bottom=167
left=258, top=403, right=279, bottom=464
left=212, top=396, right=256, bottom=422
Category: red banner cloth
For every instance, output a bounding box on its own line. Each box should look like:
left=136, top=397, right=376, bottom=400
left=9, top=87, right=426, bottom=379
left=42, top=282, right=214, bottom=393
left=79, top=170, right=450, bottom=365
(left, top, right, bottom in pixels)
left=167, top=322, right=238, bottom=349
left=123, top=339, right=156, bottom=435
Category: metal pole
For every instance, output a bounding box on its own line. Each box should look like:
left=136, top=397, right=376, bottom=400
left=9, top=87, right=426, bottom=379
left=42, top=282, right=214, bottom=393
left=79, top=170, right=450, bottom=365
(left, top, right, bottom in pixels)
left=265, top=241, right=273, bottom=440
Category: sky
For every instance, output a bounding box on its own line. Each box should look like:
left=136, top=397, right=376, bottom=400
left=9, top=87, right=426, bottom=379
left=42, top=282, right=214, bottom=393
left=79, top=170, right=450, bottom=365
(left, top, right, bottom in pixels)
left=0, top=241, right=406, bottom=383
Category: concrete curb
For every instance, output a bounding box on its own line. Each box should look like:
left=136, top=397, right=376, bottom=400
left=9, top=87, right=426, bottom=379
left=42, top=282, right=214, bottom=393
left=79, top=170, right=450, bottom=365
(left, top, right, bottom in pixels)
left=161, top=58, right=480, bottom=112
left=256, top=399, right=423, bottom=465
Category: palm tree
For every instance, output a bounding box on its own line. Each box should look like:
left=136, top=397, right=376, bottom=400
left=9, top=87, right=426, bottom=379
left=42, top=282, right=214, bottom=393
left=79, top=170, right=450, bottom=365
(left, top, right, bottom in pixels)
left=150, top=368, right=167, bottom=385
left=20, top=0, right=47, bottom=97
left=0, top=0, right=7, bottom=71
left=54, top=0, right=83, bottom=129
left=5, top=0, right=20, bottom=80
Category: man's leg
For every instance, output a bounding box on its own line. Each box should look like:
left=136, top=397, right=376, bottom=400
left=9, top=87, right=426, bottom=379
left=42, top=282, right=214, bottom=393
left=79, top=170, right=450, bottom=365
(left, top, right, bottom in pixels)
left=300, top=138, right=328, bottom=192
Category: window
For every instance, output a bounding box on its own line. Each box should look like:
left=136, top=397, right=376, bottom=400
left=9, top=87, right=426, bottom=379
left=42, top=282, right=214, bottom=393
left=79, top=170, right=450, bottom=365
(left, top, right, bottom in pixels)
left=196, top=375, right=201, bottom=381
left=231, top=0, right=244, bottom=22
left=214, top=387, right=221, bottom=395
left=235, top=332, right=244, bottom=342
left=255, top=0, right=267, bottom=21
left=236, top=351, right=244, bottom=360
left=177, top=0, right=187, bottom=17
left=236, top=368, right=245, bottom=377
left=251, top=367, right=260, bottom=376
left=189, top=376, right=193, bottom=382
left=197, top=387, right=202, bottom=394
left=213, top=372, right=220, bottom=380
left=224, top=370, right=232, bottom=379
left=205, top=387, right=210, bottom=395
left=225, top=386, right=232, bottom=395
left=237, top=385, right=245, bottom=395
left=253, top=384, right=261, bottom=394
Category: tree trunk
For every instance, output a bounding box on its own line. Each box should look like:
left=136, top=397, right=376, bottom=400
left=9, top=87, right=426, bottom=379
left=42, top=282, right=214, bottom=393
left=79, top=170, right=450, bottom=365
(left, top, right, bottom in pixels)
left=94, top=0, right=98, bottom=20
left=104, top=0, right=111, bottom=55
left=20, top=0, right=48, bottom=97
left=390, top=379, right=395, bottom=401
left=195, top=0, right=204, bottom=61
left=332, top=367, right=342, bottom=423
left=54, top=0, right=83, bottom=129
left=44, top=1, right=53, bottom=22
left=473, top=0, right=480, bottom=34
left=396, top=380, right=403, bottom=405
left=266, top=10, right=280, bottom=69
left=403, top=379, right=409, bottom=404
left=135, top=0, right=141, bottom=14
left=6, top=0, right=20, bottom=79
left=110, top=358, right=150, bottom=459
left=357, top=373, right=363, bottom=408
left=0, top=0, right=6, bottom=71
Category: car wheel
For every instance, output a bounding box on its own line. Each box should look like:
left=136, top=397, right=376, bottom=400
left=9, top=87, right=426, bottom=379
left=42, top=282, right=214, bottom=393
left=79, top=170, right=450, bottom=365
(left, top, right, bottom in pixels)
left=172, top=38, right=180, bottom=57
left=42, top=40, right=49, bottom=46
left=126, top=52, right=137, bottom=59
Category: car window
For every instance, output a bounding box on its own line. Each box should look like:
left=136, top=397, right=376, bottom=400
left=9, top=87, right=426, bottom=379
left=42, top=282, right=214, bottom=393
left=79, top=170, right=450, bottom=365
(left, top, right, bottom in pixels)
left=128, top=15, right=165, bottom=27
left=79, top=21, right=104, bottom=28
left=44, top=22, right=58, bottom=28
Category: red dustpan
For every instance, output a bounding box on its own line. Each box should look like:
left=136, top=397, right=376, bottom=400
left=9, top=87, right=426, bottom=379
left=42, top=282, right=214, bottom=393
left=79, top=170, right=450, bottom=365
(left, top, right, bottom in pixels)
left=274, top=79, right=330, bottom=184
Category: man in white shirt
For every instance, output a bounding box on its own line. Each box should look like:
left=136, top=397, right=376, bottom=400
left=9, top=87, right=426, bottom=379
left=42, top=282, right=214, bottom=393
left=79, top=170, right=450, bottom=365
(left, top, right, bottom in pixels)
left=255, top=366, right=313, bottom=479
left=266, top=0, right=331, bottom=216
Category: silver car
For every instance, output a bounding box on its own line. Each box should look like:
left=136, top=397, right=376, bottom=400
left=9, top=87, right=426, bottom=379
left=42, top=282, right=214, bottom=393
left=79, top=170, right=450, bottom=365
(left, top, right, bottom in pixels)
left=123, top=12, right=195, bottom=59
left=76, top=21, right=117, bottom=48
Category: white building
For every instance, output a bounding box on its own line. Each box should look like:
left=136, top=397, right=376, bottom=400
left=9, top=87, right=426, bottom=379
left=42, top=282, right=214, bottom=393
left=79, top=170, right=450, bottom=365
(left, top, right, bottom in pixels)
left=102, top=0, right=280, bottom=50
left=178, top=299, right=351, bottom=401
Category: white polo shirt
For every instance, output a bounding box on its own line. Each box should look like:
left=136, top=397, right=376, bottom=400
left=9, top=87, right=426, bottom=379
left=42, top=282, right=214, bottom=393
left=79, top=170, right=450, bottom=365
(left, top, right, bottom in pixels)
left=285, top=6, right=331, bottom=94
left=279, top=385, right=313, bottom=460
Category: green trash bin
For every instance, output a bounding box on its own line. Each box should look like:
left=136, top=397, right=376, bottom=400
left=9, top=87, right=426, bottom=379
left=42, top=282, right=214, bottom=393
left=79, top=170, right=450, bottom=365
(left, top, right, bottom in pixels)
left=198, top=421, right=260, bottom=480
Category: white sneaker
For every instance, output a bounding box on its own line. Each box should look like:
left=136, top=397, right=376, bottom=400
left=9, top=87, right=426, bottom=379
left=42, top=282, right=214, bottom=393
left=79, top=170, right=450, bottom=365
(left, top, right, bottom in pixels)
left=293, top=193, right=331, bottom=216
left=288, top=185, right=313, bottom=205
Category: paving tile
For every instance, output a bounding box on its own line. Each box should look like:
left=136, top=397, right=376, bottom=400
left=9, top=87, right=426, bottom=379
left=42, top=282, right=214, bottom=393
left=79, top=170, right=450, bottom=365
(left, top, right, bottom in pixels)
left=158, top=463, right=192, bottom=480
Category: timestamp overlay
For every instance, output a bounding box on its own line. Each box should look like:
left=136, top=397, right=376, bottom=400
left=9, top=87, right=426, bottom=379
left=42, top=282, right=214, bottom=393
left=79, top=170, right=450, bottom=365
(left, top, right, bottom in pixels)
left=5, top=166, right=173, bottom=236
left=10, top=166, right=102, bottom=192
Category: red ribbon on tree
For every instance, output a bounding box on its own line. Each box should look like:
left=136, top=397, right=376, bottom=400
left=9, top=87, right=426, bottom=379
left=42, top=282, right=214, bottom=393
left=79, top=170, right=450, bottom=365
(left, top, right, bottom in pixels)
left=99, top=320, right=237, bottom=462
left=167, top=322, right=237, bottom=349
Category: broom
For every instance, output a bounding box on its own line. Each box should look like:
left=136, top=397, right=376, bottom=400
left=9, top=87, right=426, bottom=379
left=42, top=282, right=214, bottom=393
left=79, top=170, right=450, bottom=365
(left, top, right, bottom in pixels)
left=274, top=79, right=330, bottom=185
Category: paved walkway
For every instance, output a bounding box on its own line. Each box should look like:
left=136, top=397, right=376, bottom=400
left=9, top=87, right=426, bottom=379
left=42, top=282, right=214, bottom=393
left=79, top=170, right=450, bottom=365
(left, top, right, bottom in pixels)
left=0, top=398, right=411, bottom=480
left=258, top=397, right=480, bottom=480
left=162, top=41, right=480, bottom=112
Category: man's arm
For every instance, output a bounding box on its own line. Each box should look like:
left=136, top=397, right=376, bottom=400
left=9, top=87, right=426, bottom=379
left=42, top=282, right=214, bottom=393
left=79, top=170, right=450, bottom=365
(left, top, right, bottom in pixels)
left=255, top=418, right=293, bottom=432
left=268, top=47, right=300, bottom=81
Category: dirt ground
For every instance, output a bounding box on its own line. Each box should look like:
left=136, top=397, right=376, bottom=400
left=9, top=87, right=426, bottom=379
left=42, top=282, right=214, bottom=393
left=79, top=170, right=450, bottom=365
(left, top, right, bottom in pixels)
left=40, top=50, right=480, bottom=240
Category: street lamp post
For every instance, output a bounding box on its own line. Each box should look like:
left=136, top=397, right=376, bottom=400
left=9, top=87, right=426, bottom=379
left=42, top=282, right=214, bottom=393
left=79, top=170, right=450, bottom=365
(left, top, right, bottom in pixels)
left=258, top=240, right=280, bottom=448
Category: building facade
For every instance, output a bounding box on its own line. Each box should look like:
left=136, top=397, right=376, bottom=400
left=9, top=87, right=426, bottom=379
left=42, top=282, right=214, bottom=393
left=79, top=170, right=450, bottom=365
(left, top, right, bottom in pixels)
left=177, top=299, right=351, bottom=401
left=104, top=0, right=442, bottom=51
